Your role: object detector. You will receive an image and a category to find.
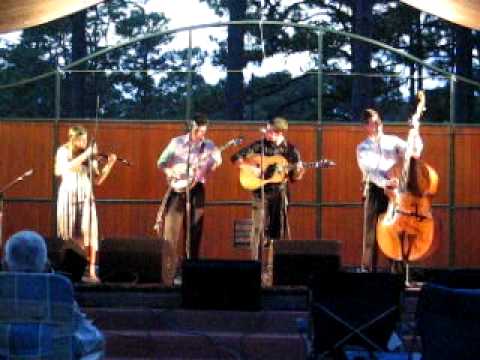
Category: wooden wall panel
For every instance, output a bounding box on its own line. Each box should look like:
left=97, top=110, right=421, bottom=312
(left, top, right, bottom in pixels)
left=321, top=207, right=363, bottom=266
left=202, top=204, right=252, bottom=259
left=0, top=122, right=53, bottom=198
left=0, top=120, right=477, bottom=269
left=96, top=203, right=159, bottom=239
left=455, top=127, right=480, bottom=204
left=3, top=202, right=54, bottom=240
left=288, top=207, right=318, bottom=241
left=455, top=209, right=480, bottom=267
left=322, top=125, right=364, bottom=203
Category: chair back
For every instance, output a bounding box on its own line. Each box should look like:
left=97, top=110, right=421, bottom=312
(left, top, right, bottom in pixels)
left=0, top=272, right=75, bottom=359
left=416, top=283, right=480, bottom=360
left=310, top=272, right=404, bottom=358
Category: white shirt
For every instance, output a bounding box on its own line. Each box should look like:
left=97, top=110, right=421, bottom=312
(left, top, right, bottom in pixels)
left=356, top=132, right=423, bottom=188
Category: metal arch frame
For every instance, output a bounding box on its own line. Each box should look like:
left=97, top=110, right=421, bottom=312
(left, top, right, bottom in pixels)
left=1, top=20, right=480, bottom=90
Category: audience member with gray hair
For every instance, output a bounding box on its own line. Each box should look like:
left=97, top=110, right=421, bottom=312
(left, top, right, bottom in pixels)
left=2, top=230, right=48, bottom=272
left=1, top=230, right=105, bottom=359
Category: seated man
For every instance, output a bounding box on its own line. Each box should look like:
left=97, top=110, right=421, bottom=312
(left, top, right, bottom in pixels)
left=1, top=230, right=105, bottom=359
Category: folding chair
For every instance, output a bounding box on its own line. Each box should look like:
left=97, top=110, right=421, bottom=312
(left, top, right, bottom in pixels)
left=0, top=272, right=75, bottom=359
left=310, top=272, right=404, bottom=359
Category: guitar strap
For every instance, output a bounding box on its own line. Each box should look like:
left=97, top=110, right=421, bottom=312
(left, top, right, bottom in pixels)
left=154, top=186, right=173, bottom=236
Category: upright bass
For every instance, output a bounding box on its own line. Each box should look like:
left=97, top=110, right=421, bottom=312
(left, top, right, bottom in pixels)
left=376, top=91, right=439, bottom=262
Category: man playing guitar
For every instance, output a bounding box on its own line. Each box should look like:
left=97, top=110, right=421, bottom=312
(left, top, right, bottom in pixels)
left=231, top=117, right=305, bottom=285
left=156, top=113, right=222, bottom=286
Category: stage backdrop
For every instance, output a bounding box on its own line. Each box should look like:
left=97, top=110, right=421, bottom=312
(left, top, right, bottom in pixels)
left=0, top=120, right=476, bottom=268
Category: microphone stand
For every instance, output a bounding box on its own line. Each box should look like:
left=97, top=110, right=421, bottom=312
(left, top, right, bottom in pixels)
left=362, top=174, right=370, bottom=271
left=280, top=136, right=291, bottom=241
left=257, top=128, right=266, bottom=263
left=0, top=169, right=34, bottom=247
left=185, top=128, right=193, bottom=260
left=85, top=96, right=100, bottom=278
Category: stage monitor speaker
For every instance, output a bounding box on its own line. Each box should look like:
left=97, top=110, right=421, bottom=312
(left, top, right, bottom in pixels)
left=45, top=238, right=87, bottom=283
left=99, top=237, right=162, bottom=283
left=182, top=259, right=262, bottom=311
left=45, top=237, right=65, bottom=269
left=273, top=240, right=342, bottom=286
left=310, top=272, right=403, bottom=358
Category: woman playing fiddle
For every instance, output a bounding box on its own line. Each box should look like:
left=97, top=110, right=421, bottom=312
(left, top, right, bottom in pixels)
left=55, top=125, right=117, bottom=283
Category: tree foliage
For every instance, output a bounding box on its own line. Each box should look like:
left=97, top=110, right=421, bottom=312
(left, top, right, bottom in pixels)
left=0, top=0, right=478, bottom=122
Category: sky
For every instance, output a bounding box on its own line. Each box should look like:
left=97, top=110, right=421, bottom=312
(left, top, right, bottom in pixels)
left=0, top=0, right=310, bottom=84
left=143, top=0, right=309, bottom=83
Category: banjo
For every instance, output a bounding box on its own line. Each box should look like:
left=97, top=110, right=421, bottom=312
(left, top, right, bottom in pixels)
left=166, top=137, right=243, bottom=192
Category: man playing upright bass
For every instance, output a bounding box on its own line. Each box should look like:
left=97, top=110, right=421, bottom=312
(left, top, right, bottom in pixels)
left=356, top=103, right=425, bottom=273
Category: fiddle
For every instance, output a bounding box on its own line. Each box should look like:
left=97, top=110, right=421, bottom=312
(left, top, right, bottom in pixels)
left=78, top=148, right=132, bottom=167
left=95, top=153, right=132, bottom=166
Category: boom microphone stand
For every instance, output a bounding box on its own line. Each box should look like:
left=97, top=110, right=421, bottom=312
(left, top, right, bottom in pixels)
left=0, top=169, right=34, bottom=247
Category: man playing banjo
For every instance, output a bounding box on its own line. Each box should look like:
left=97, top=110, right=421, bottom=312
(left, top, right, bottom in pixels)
left=156, top=113, right=222, bottom=286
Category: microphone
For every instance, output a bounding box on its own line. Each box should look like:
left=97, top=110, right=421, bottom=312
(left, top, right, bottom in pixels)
left=320, top=159, right=337, bottom=168
left=259, top=128, right=267, bottom=134
left=118, top=158, right=132, bottom=166
left=18, top=169, right=34, bottom=181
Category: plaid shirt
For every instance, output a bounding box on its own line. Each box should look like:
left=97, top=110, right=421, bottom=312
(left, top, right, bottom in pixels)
left=0, top=272, right=104, bottom=359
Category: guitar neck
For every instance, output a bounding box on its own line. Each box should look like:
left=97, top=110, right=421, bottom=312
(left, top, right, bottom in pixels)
left=302, top=162, right=321, bottom=169
left=289, top=160, right=330, bottom=170
left=218, top=138, right=241, bottom=153
left=218, top=143, right=231, bottom=152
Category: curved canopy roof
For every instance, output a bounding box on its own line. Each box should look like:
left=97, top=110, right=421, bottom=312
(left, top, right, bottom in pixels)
left=0, top=1, right=477, bottom=34
left=0, top=0, right=104, bottom=34
left=401, top=0, right=480, bottom=29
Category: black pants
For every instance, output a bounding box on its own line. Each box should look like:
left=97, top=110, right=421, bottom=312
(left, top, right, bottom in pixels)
left=362, top=183, right=388, bottom=271
left=251, top=185, right=288, bottom=260
left=162, top=183, right=205, bottom=285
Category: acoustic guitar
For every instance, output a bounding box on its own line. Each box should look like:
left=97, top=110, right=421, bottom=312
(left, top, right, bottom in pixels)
left=239, top=154, right=335, bottom=191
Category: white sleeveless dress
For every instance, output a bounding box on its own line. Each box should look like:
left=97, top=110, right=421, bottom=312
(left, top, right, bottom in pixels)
left=55, top=146, right=98, bottom=251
